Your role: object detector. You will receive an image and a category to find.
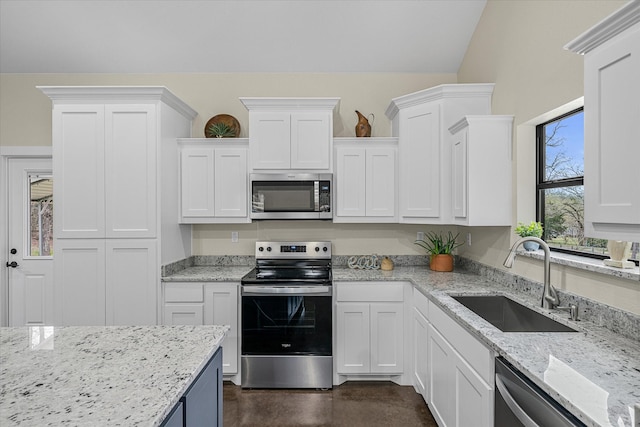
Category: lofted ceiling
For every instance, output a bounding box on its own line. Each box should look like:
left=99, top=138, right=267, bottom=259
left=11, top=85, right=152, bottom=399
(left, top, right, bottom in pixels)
left=0, top=0, right=486, bottom=74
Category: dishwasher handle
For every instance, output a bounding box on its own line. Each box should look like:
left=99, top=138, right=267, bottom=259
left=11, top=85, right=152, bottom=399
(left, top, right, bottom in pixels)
left=495, top=373, right=540, bottom=427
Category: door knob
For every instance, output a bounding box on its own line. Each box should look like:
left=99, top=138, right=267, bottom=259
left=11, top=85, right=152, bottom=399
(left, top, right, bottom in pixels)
left=6, top=261, right=18, bottom=268
left=10, top=248, right=17, bottom=254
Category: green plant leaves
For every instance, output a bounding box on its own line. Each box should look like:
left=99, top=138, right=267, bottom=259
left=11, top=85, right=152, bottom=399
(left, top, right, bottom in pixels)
left=414, top=231, right=463, bottom=255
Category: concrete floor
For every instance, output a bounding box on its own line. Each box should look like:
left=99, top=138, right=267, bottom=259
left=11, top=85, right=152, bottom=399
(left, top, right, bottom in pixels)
left=223, top=381, right=438, bottom=427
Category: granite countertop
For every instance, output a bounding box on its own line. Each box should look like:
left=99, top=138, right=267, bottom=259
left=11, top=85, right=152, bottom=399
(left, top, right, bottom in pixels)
left=0, top=325, right=228, bottom=426
left=164, top=264, right=640, bottom=427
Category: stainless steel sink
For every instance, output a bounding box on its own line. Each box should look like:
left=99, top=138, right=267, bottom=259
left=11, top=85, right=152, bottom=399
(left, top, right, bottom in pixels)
left=452, top=295, right=577, bottom=332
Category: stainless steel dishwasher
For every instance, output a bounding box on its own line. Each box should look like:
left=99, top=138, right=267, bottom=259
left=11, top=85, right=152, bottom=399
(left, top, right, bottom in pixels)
left=495, top=357, right=586, bottom=427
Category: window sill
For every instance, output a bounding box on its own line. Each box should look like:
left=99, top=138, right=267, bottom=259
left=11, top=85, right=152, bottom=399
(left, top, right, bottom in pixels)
left=516, top=250, right=640, bottom=282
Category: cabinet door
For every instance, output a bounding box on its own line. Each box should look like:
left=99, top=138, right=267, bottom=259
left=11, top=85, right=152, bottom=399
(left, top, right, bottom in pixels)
left=451, top=127, right=468, bottom=220
left=584, top=25, right=640, bottom=240
left=399, top=103, right=441, bottom=221
left=52, top=104, right=105, bottom=239
left=250, top=112, right=291, bottom=169
left=336, top=303, right=370, bottom=374
left=105, top=239, right=157, bottom=325
left=428, top=324, right=455, bottom=427
left=164, top=304, right=204, bottom=325
left=105, top=104, right=157, bottom=238
left=214, top=148, right=247, bottom=217
left=370, top=303, right=403, bottom=373
left=54, top=239, right=106, bottom=326
left=161, top=400, right=184, bottom=427
left=181, top=146, right=215, bottom=218
left=291, top=112, right=331, bottom=169
left=413, top=307, right=429, bottom=402
left=204, top=284, right=239, bottom=374
left=335, top=147, right=366, bottom=217
left=366, top=147, right=396, bottom=217
left=184, top=347, right=223, bottom=427
left=454, top=354, right=493, bottom=427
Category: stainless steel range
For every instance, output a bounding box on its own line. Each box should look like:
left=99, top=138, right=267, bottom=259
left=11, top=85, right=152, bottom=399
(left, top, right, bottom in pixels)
left=241, top=241, right=333, bottom=389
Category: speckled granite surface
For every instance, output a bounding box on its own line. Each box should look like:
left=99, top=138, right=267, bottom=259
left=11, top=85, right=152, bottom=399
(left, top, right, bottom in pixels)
left=0, top=325, right=228, bottom=426
left=332, top=266, right=640, bottom=427
left=163, top=262, right=640, bottom=427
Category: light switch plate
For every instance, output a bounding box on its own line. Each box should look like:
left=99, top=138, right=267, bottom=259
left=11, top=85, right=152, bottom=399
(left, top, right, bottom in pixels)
left=417, top=232, right=425, bottom=241
left=231, top=231, right=238, bottom=243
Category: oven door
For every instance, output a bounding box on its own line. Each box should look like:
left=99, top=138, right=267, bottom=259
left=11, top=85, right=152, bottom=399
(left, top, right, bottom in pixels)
left=241, top=285, right=332, bottom=356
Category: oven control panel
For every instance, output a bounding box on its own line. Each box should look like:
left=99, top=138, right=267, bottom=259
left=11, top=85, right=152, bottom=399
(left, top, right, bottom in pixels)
left=255, top=241, right=332, bottom=259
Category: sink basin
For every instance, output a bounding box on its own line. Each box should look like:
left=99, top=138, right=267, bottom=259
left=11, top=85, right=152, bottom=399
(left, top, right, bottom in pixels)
left=452, top=295, right=577, bottom=332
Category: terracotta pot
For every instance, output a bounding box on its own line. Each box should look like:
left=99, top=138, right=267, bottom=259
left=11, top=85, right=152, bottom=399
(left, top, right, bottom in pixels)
left=430, top=254, right=454, bottom=272
left=355, top=110, right=373, bottom=137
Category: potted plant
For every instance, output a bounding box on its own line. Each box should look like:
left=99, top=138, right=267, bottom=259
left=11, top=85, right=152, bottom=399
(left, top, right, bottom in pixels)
left=515, top=221, right=543, bottom=251
left=414, top=231, right=463, bottom=272
left=206, top=122, right=237, bottom=138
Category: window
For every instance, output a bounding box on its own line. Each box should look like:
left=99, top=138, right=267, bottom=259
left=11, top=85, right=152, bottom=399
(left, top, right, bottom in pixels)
left=536, top=108, right=639, bottom=264
left=29, top=173, right=53, bottom=257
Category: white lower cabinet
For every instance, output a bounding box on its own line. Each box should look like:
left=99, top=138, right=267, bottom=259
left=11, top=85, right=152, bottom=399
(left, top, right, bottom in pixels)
left=163, top=282, right=239, bottom=377
left=427, top=300, right=494, bottom=427
left=412, top=289, right=430, bottom=403
left=54, top=239, right=157, bottom=326
left=335, top=282, right=407, bottom=377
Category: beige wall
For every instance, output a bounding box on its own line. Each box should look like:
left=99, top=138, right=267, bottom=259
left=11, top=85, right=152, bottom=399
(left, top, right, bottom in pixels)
left=457, top=0, right=639, bottom=314
left=0, top=72, right=455, bottom=146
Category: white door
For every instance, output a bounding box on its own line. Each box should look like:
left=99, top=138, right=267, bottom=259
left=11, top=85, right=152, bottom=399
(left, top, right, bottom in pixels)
left=7, top=158, right=54, bottom=326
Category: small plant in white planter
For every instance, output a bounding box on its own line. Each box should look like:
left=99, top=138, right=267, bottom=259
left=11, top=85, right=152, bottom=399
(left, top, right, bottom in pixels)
left=515, top=221, right=543, bottom=251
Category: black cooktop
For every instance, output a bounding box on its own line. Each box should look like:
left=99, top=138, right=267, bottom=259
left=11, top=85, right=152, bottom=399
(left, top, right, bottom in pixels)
left=241, top=260, right=332, bottom=285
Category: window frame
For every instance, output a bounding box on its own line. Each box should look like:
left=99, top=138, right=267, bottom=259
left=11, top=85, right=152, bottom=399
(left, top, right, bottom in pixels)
left=535, top=107, right=603, bottom=260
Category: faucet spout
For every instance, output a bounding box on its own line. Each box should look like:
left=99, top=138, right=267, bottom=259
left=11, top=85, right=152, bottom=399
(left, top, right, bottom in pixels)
left=503, top=236, right=559, bottom=309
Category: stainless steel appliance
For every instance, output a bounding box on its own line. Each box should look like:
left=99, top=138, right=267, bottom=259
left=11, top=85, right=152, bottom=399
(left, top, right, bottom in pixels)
left=241, top=241, right=333, bottom=389
left=250, top=173, right=332, bottom=220
left=495, top=357, right=586, bottom=427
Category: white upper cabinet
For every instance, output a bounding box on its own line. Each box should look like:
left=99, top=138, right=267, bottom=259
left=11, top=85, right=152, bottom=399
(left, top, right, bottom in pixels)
left=179, top=139, right=249, bottom=224
left=385, top=84, right=494, bottom=224
left=334, top=138, right=398, bottom=222
left=240, top=97, right=340, bottom=171
left=566, top=2, right=640, bottom=241
left=448, top=116, right=513, bottom=226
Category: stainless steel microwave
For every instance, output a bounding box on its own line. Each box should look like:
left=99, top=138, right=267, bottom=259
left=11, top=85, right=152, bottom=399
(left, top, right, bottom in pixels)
left=250, top=173, right=332, bottom=220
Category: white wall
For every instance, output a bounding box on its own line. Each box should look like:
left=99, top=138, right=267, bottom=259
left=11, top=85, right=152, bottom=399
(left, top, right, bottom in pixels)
left=457, top=0, right=639, bottom=314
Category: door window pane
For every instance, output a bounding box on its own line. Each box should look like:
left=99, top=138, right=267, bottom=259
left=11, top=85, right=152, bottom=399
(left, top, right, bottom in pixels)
left=29, top=174, right=53, bottom=257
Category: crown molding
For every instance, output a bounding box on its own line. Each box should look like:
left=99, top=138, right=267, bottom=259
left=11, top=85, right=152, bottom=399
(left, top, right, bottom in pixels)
left=384, top=83, right=495, bottom=120
left=239, top=97, right=340, bottom=112
left=37, top=86, right=198, bottom=120
left=448, top=115, right=514, bottom=135
left=565, top=1, right=640, bottom=54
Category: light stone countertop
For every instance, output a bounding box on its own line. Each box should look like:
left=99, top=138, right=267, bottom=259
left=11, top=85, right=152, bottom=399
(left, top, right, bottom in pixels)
left=163, top=264, right=640, bottom=427
left=0, top=325, right=228, bottom=426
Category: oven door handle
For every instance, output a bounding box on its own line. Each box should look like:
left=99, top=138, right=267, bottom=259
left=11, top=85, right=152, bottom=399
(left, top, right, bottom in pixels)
left=242, top=286, right=332, bottom=295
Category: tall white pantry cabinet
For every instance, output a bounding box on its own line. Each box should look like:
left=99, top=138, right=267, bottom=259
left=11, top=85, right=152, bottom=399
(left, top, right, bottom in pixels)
left=39, top=86, right=197, bottom=326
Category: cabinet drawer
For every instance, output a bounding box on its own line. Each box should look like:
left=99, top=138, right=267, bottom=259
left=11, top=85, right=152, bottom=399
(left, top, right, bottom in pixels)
left=336, top=282, right=404, bottom=302
left=164, top=283, right=204, bottom=303
left=429, top=300, right=493, bottom=384
left=413, top=287, right=429, bottom=317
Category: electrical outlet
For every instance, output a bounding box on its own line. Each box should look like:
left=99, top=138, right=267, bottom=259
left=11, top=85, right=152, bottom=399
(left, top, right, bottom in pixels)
left=417, top=232, right=425, bottom=241
left=231, top=231, right=238, bottom=243
left=467, top=232, right=472, bottom=246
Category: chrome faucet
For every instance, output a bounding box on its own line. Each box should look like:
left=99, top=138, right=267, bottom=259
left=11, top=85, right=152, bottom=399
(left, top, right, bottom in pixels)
left=503, top=236, right=560, bottom=309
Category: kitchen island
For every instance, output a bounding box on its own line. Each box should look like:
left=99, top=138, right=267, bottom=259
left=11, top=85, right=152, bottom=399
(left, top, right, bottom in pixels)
left=0, top=325, right=228, bottom=426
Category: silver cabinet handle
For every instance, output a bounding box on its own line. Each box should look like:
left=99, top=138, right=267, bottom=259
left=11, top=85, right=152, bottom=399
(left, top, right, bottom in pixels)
left=496, top=373, right=541, bottom=427
left=242, top=286, right=331, bottom=295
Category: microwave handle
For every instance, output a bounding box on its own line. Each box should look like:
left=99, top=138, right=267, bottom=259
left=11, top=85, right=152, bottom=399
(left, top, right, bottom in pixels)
left=314, top=180, right=319, bottom=212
